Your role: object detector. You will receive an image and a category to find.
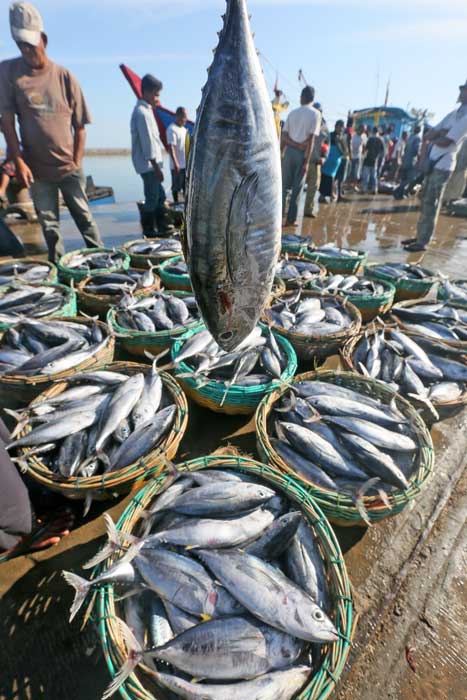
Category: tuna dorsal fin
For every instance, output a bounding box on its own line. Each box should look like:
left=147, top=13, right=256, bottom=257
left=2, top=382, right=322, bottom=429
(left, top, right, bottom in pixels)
left=226, top=172, right=259, bottom=283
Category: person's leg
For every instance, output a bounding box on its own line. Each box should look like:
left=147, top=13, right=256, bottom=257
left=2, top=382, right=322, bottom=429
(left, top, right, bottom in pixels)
left=304, top=162, right=318, bottom=216
left=0, top=172, right=10, bottom=200
left=281, top=148, right=294, bottom=218
left=30, top=179, right=63, bottom=262
left=171, top=170, right=178, bottom=203
left=287, top=149, right=306, bottom=224
left=443, top=169, right=467, bottom=204
left=371, top=164, right=378, bottom=194
left=140, top=170, right=160, bottom=235
left=361, top=166, right=369, bottom=193
left=59, top=168, right=103, bottom=249
left=415, top=170, right=451, bottom=247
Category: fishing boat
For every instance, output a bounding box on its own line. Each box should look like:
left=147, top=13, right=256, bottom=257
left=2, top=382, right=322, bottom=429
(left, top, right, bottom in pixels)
left=353, top=106, right=416, bottom=138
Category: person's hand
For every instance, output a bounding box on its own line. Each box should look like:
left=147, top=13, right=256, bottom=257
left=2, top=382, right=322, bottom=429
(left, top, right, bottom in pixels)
left=173, top=163, right=180, bottom=174
left=154, top=165, right=164, bottom=182
left=15, top=158, right=34, bottom=188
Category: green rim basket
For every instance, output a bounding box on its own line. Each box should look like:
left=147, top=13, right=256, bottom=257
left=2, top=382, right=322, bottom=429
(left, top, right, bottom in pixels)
left=304, top=249, right=368, bottom=275
left=77, top=272, right=161, bottom=320
left=171, top=325, right=298, bottom=414
left=0, top=258, right=57, bottom=283
left=342, top=325, right=467, bottom=421
left=263, top=290, right=362, bottom=362
left=281, top=239, right=312, bottom=257
left=107, top=290, right=203, bottom=358
left=364, top=262, right=437, bottom=302
left=390, top=298, right=467, bottom=352
left=158, top=256, right=191, bottom=292
left=96, top=455, right=355, bottom=700
left=309, top=278, right=396, bottom=322
left=437, top=279, right=467, bottom=309
left=0, top=316, right=115, bottom=411
left=277, top=254, right=327, bottom=291
left=122, top=238, right=182, bottom=269
left=15, top=362, right=188, bottom=501
left=57, top=247, right=130, bottom=283
left=0, top=281, right=77, bottom=331
left=256, top=369, right=434, bottom=527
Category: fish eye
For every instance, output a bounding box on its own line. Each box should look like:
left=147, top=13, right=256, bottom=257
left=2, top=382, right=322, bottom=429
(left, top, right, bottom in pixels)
left=313, top=609, right=324, bottom=621
left=219, top=330, right=234, bottom=342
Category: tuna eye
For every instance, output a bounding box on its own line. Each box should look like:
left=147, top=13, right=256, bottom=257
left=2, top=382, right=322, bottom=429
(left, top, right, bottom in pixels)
left=313, top=609, right=324, bottom=621
left=219, top=330, right=234, bottom=342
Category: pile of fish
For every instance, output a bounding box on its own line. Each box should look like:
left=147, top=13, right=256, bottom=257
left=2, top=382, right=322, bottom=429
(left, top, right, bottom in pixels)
left=267, top=290, right=355, bottom=336
left=368, top=262, right=435, bottom=282
left=312, top=275, right=388, bottom=298
left=82, top=267, right=157, bottom=297
left=351, top=327, right=467, bottom=404
left=275, top=257, right=323, bottom=286
left=162, top=258, right=188, bottom=277
left=63, top=468, right=338, bottom=700
left=173, top=326, right=289, bottom=392
left=391, top=301, right=467, bottom=343
left=282, top=233, right=309, bottom=248
left=114, top=292, right=200, bottom=333
left=0, top=319, right=110, bottom=377
left=270, top=380, right=416, bottom=500
left=0, top=260, right=52, bottom=284
left=63, top=249, right=128, bottom=272
left=439, top=279, right=467, bottom=306
left=0, top=283, right=72, bottom=323
left=126, top=238, right=182, bottom=260
left=7, top=362, right=177, bottom=482
left=308, top=244, right=360, bottom=259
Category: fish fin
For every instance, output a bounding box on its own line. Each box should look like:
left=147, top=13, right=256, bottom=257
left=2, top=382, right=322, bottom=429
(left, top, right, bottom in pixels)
left=358, top=361, right=371, bottom=377
left=83, top=494, right=93, bottom=518
left=113, top=587, right=142, bottom=602
left=274, top=392, right=297, bottom=413
left=226, top=172, right=259, bottom=283
left=102, top=618, right=143, bottom=700
left=199, top=613, right=212, bottom=622
left=62, top=571, right=91, bottom=622
left=144, top=348, right=169, bottom=368
left=82, top=514, right=125, bottom=569
left=97, top=450, right=111, bottom=471
left=407, top=393, right=439, bottom=420
left=13, top=457, right=30, bottom=474
left=4, top=407, right=25, bottom=423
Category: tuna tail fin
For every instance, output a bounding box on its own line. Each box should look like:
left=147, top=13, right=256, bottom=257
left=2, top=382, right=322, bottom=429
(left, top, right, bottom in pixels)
left=274, top=391, right=297, bottom=413
left=82, top=513, right=129, bottom=569
left=102, top=618, right=143, bottom=700
left=144, top=348, right=170, bottom=370
left=62, top=571, right=92, bottom=622
left=407, top=393, right=439, bottom=421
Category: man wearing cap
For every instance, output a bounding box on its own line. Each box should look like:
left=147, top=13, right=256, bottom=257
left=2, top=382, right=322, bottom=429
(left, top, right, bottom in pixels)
left=0, top=2, right=103, bottom=262
left=402, top=80, right=467, bottom=252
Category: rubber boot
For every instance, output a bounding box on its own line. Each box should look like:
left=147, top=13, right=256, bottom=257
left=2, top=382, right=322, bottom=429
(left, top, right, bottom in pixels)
left=155, top=207, right=176, bottom=237
left=140, top=210, right=158, bottom=238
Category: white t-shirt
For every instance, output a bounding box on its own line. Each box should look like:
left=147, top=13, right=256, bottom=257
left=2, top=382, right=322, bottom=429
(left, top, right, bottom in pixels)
left=350, top=133, right=366, bottom=158
left=166, top=122, right=187, bottom=170
left=430, top=104, right=467, bottom=172
left=284, top=104, right=321, bottom=145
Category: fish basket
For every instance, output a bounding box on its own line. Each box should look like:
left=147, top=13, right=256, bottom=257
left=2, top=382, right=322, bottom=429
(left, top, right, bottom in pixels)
left=171, top=326, right=298, bottom=415
left=57, top=248, right=131, bottom=284
left=263, top=290, right=362, bottom=362
left=342, top=327, right=467, bottom=420
left=158, top=256, right=191, bottom=292
left=277, top=254, right=327, bottom=291
left=96, top=455, right=354, bottom=700
left=77, top=273, right=161, bottom=320
left=390, top=298, right=467, bottom=352
left=256, top=369, right=434, bottom=527
left=304, top=249, right=368, bottom=275
left=364, top=262, right=437, bottom=302
left=15, top=362, right=188, bottom=501
left=281, top=239, right=311, bottom=256
left=308, top=279, right=396, bottom=322
left=0, top=316, right=114, bottom=411
left=0, top=281, right=77, bottom=331
left=107, top=291, right=203, bottom=358
left=0, top=258, right=57, bottom=283
left=437, top=280, right=467, bottom=309
left=121, top=239, right=180, bottom=269
left=271, top=275, right=286, bottom=297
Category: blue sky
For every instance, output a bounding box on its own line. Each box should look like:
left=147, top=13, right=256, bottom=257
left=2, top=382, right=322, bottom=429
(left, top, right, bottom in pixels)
left=0, top=0, right=466, bottom=148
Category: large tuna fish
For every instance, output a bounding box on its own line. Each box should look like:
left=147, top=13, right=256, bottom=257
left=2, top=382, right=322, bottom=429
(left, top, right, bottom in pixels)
left=185, top=0, right=281, bottom=351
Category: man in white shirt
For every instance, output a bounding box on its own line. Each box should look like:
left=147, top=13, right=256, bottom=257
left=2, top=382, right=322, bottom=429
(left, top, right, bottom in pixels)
left=349, top=124, right=367, bottom=187
left=281, top=85, right=321, bottom=226
left=403, top=80, right=467, bottom=252
left=130, top=73, right=170, bottom=236
left=166, top=106, right=187, bottom=203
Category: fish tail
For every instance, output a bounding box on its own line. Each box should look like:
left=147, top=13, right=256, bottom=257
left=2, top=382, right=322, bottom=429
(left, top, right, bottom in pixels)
left=62, top=571, right=92, bottom=622
left=407, top=393, right=439, bottom=421
left=274, top=391, right=297, bottom=413
left=102, top=618, right=143, bottom=700
left=4, top=407, right=26, bottom=423
left=83, top=493, right=94, bottom=518
left=143, top=348, right=170, bottom=368
left=82, top=514, right=127, bottom=569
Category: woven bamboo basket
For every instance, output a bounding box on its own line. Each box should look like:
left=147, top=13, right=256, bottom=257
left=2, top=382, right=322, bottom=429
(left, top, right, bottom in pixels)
left=77, top=272, right=161, bottom=319
left=281, top=239, right=312, bottom=256
left=0, top=258, right=57, bottom=283
left=256, top=369, right=434, bottom=527
left=271, top=275, right=286, bottom=297
left=309, top=278, right=396, bottom=322
left=121, top=238, right=181, bottom=269
left=171, top=325, right=297, bottom=414
left=364, top=262, right=437, bottom=302
left=342, top=326, right=467, bottom=420
left=263, top=290, right=362, bottom=362
left=158, top=256, right=191, bottom=291
left=390, top=298, right=467, bottom=351
left=0, top=281, right=77, bottom=331
left=57, top=248, right=130, bottom=284
left=16, top=362, right=188, bottom=501
left=304, top=249, right=368, bottom=275
left=437, top=279, right=467, bottom=309
left=0, top=316, right=114, bottom=411
left=277, top=254, right=327, bottom=291
left=96, top=455, right=354, bottom=700
left=107, top=291, right=202, bottom=358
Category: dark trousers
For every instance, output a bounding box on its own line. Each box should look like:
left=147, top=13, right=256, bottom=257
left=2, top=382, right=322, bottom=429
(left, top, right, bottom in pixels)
left=171, top=168, right=186, bottom=203
left=0, top=419, right=32, bottom=550
left=141, top=170, right=166, bottom=216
